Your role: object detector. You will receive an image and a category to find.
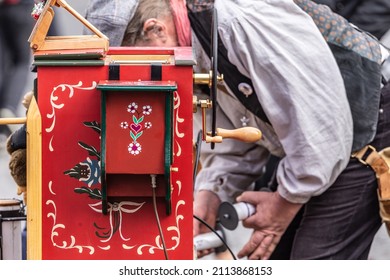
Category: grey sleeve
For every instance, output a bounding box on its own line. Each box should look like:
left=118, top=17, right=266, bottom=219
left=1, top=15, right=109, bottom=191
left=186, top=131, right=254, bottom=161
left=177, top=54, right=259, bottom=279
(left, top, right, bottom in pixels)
left=194, top=102, right=270, bottom=203
left=83, top=0, right=139, bottom=46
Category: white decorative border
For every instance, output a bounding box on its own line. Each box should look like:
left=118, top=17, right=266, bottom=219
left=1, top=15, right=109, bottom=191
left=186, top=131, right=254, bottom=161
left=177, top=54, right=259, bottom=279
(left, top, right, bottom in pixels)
left=45, top=81, right=97, bottom=152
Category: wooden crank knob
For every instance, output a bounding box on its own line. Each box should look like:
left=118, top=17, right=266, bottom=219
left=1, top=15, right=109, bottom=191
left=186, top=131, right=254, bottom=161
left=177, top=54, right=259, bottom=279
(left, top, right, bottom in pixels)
left=206, top=127, right=262, bottom=143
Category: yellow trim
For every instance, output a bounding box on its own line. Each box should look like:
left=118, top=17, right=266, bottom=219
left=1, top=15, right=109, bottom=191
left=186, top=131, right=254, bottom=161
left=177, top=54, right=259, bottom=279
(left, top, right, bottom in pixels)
left=28, top=0, right=108, bottom=52
left=0, top=117, right=26, bottom=125
left=26, top=96, right=42, bottom=260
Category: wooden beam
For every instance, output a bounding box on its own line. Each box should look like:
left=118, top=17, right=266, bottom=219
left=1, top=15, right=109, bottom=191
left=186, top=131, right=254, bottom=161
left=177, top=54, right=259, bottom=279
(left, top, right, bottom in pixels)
left=0, top=117, right=27, bottom=125
left=28, top=0, right=109, bottom=52
left=26, top=97, right=42, bottom=260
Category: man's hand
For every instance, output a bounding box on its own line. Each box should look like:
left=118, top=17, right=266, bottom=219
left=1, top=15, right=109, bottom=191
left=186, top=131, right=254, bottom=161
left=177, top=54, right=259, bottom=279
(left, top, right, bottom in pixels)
left=193, top=190, right=221, bottom=258
left=236, top=191, right=303, bottom=260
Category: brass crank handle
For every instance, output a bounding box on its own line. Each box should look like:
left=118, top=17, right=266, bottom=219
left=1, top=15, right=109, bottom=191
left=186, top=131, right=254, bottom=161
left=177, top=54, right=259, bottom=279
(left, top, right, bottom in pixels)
left=206, top=127, right=262, bottom=143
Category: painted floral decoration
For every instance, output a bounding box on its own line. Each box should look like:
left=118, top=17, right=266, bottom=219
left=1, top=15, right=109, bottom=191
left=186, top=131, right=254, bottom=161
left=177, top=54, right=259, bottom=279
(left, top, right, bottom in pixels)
left=121, top=102, right=153, bottom=156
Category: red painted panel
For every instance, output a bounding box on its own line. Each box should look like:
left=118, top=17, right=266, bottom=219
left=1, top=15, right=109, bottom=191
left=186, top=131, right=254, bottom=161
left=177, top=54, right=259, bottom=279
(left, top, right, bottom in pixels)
left=35, top=48, right=194, bottom=260
left=105, top=91, right=166, bottom=174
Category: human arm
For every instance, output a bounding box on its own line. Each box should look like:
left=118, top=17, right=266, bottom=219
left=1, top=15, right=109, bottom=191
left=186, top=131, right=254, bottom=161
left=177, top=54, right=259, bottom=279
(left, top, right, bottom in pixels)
left=193, top=189, right=221, bottom=258
left=215, top=0, right=353, bottom=259
left=192, top=96, right=269, bottom=215
left=236, top=191, right=303, bottom=260
left=192, top=78, right=270, bottom=258
left=218, top=0, right=353, bottom=204
left=192, top=34, right=271, bottom=204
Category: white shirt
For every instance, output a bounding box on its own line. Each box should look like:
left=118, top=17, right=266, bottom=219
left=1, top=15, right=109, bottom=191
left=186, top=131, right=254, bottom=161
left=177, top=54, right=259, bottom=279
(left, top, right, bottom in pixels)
left=193, top=0, right=353, bottom=204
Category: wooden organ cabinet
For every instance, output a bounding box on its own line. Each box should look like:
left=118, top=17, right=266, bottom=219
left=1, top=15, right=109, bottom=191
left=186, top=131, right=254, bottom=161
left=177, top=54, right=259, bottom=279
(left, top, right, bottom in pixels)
left=24, top=0, right=261, bottom=260
left=26, top=0, right=195, bottom=260
left=27, top=46, right=197, bottom=260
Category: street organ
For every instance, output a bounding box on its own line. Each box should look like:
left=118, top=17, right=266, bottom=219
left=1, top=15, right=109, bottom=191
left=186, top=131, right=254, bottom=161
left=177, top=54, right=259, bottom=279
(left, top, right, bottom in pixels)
left=0, top=0, right=261, bottom=260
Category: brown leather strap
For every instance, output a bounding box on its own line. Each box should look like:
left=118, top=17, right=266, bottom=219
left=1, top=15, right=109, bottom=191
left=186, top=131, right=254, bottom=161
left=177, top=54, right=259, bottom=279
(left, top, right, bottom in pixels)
left=353, top=145, right=390, bottom=198
left=352, top=145, right=389, bottom=176
left=354, top=146, right=390, bottom=236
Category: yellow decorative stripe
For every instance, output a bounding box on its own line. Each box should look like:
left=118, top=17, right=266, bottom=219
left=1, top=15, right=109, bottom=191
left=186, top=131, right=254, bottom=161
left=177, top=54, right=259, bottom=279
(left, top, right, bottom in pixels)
left=27, top=97, right=42, bottom=260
